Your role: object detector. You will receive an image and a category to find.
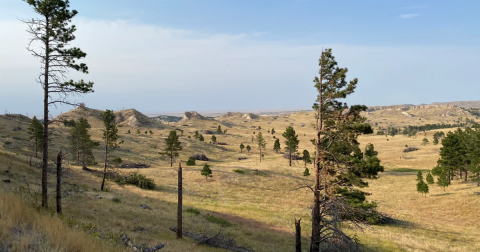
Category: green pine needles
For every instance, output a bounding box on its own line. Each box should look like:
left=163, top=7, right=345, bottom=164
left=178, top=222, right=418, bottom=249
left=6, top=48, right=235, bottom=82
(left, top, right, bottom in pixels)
left=201, top=163, right=212, bottom=180
left=416, top=171, right=429, bottom=197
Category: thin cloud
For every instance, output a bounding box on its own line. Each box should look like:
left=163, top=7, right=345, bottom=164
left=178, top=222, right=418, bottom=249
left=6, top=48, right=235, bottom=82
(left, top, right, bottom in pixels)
left=402, top=5, right=428, bottom=10
left=399, top=13, right=420, bottom=19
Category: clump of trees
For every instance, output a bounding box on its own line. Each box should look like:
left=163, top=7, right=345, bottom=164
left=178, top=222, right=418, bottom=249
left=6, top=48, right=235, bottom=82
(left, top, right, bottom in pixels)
left=432, top=126, right=480, bottom=187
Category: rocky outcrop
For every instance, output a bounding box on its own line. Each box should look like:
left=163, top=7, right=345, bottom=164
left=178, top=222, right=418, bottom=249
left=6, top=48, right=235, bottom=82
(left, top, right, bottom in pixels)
left=241, top=113, right=259, bottom=120
left=178, top=111, right=206, bottom=124
left=219, top=112, right=243, bottom=118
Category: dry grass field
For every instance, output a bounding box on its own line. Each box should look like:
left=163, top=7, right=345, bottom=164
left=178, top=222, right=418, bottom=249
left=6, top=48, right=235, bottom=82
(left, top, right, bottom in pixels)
left=0, top=105, right=479, bottom=251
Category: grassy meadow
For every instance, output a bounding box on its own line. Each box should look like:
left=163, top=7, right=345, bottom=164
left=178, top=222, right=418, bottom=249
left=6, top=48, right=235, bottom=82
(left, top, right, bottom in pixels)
left=0, top=109, right=479, bottom=251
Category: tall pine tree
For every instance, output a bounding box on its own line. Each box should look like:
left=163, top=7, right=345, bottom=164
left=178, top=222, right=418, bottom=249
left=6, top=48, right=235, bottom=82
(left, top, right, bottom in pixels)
left=22, top=0, right=94, bottom=208
left=309, top=48, right=379, bottom=251
left=283, top=126, right=299, bottom=166
left=101, top=110, right=120, bottom=191
left=164, top=131, right=182, bottom=167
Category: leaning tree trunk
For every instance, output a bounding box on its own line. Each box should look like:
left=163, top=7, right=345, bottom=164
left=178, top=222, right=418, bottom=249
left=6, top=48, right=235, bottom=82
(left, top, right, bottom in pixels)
left=177, top=162, right=183, bottom=239
left=41, top=21, right=50, bottom=208
left=295, top=218, right=302, bottom=252
left=56, top=150, right=62, bottom=214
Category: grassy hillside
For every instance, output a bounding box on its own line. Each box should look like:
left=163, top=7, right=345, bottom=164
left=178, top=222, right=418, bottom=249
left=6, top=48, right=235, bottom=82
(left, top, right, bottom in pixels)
left=1, top=107, right=480, bottom=251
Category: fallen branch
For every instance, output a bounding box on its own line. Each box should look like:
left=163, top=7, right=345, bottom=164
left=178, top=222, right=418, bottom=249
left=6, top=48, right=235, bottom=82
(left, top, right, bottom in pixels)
left=121, top=234, right=165, bottom=252
left=168, top=227, right=254, bottom=252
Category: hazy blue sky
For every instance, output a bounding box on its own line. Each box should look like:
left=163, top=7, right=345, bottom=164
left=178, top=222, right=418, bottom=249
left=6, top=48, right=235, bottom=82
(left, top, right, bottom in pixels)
left=1, top=0, right=479, bottom=116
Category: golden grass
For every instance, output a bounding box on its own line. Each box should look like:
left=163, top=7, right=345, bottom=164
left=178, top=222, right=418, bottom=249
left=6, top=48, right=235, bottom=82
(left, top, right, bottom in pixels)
left=1, top=109, right=480, bottom=251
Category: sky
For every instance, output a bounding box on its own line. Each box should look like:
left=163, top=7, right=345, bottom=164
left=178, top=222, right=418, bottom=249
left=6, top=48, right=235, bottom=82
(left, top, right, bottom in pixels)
left=1, top=0, right=479, bottom=117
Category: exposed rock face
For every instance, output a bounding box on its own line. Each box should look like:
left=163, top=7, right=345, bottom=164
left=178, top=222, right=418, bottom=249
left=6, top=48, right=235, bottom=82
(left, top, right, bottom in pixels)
left=220, top=112, right=243, bottom=118
left=401, top=112, right=412, bottom=117
left=178, top=111, right=205, bottom=124
left=242, top=113, right=259, bottom=120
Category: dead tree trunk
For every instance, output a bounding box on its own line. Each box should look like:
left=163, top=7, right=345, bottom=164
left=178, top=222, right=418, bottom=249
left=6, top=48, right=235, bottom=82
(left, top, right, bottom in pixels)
left=177, top=162, right=183, bottom=239
left=295, top=218, right=302, bottom=252
left=56, top=150, right=62, bottom=214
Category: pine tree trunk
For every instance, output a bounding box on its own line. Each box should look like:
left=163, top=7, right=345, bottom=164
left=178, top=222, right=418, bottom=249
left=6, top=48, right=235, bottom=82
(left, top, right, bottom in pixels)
left=259, top=146, right=262, bottom=162
left=41, top=18, right=50, bottom=208
left=311, top=61, right=323, bottom=252
left=101, top=139, right=108, bottom=191
left=177, top=162, right=182, bottom=239
left=295, top=218, right=302, bottom=252
left=56, top=150, right=62, bottom=214
left=289, top=149, right=292, bottom=166
left=465, top=170, right=468, bottom=182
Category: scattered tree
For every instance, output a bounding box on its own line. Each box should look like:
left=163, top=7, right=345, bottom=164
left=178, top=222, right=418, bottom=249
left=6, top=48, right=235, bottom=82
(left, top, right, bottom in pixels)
left=246, top=145, right=251, bottom=153
left=422, top=137, right=429, bottom=146
left=309, top=49, right=379, bottom=251
left=240, top=143, right=245, bottom=153
left=27, top=116, right=43, bottom=158
left=256, top=132, right=266, bottom=162
left=217, top=125, right=222, bottom=134
left=273, top=139, right=281, bottom=153
left=211, top=135, right=217, bottom=143
left=303, top=168, right=310, bottom=176
left=199, top=134, right=205, bottom=142
left=70, top=117, right=96, bottom=168
left=101, top=110, right=120, bottom=191
left=22, top=0, right=94, bottom=208
left=164, top=131, right=182, bottom=167
left=201, top=163, right=212, bottom=180
left=271, top=128, right=275, bottom=134
left=302, top=150, right=311, bottom=168
left=426, top=172, right=435, bottom=184
left=283, top=126, right=299, bottom=166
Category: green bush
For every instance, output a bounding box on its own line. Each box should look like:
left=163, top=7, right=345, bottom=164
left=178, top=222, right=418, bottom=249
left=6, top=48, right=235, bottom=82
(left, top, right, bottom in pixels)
left=185, top=208, right=200, bottom=215
left=116, top=172, right=156, bottom=190
left=112, top=197, right=121, bottom=203
left=112, top=157, right=122, bottom=163
left=205, top=214, right=232, bottom=227
left=232, top=169, right=244, bottom=174
left=186, top=158, right=196, bottom=166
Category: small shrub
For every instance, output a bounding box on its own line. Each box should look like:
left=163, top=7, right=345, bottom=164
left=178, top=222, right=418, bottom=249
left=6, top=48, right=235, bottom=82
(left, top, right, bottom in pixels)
left=112, top=197, right=121, bottom=203
left=4, top=141, right=11, bottom=145
left=205, top=214, right=232, bottom=227
left=303, top=168, right=310, bottom=176
left=185, top=208, right=200, bottom=215
left=233, top=169, right=244, bottom=174
left=118, top=172, right=156, bottom=190
left=112, top=157, right=122, bottom=163
left=186, top=158, right=196, bottom=166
